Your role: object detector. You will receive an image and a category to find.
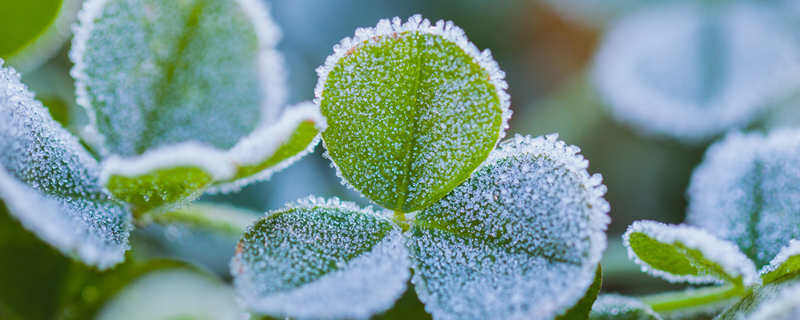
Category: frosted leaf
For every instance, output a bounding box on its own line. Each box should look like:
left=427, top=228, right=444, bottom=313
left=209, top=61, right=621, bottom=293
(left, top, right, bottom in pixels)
left=70, top=0, right=285, bottom=156
left=316, top=15, right=512, bottom=212
left=760, top=240, right=800, bottom=284
left=623, top=220, right=759, bottom=287
left=593, top=3, right=800, bottom=142
left=0, top=61, right=131, bottom=269
left=1, top=0, right=81, bottom=73
left=231, top=197, right=409, bottom=320
left=686, top=129, right=800, bottom=268
left=406, top=134, right=610, bottom=320
left=589, top=294, right=662, bottom=320
left=717, top=275, right=800, bottom=320
left=208, top=102, right=325, bottom=194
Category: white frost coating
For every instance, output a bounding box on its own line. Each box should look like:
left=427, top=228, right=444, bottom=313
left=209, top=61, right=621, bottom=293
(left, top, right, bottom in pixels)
left=407, top=134, right=609, bottom=320
left=314, top=14, right=511, bottom=137
left=99, top=142, right=235, bottom=184
left=749, top=282, right=800, bottom=320
left=686, top=129, right=800, bottom=268
left=590, top=294, right=662, bottom=319
left=0, top=61, right=131, bottom=269
left=760, top=239, right=800, bottom=276
left=232, top=197, right=407, bottom=319
left=206, top=102, right=325, bottom=194
left=623, top=220, right=759, bottom=286
left=593, top=3, right=800, bottom=142
left=7, top=0, right=83, bottom=73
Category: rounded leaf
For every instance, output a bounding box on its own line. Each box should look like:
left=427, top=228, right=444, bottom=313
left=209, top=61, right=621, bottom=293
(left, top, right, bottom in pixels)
left=316, top=15, right=511, bottom=212
left=406, top=134, right=610, bottom=320
left=70, top=0, right=286, bottom=156
left=0, top=62, right=131, bottom=269
left=231, top=197, right=410, bottom=320
left=686, top=129, right=800, bottom=268
left=593, top=3, right=800, bottom=142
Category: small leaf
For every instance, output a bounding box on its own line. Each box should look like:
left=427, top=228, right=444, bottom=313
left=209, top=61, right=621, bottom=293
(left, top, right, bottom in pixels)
left=209, top=102, right=325, bottom=193
left=686, top=129, right=800, bottom=267
left=623, top=220, right=759, bottom=287
left=593, top=3, right=800, bottom=142
left=0, top=61, right=131, bottom=269
left=316, top=15, right=511, bottom=212
left=0, top=0, right=81, bottom=73
left=557, top=265, right=603, bottom=320
left=717, top=275, right=800, bottom=320
left=231, top=197, right=410, bottom=320
left=760, top=240, right=800, bottom=284
left=70, top=0, right=286, bottom=156
left=406, top=134, right=610, bottom=320
left=589, top=294, right=663, bottom=320
left=100, top=143, right=235, bottom=216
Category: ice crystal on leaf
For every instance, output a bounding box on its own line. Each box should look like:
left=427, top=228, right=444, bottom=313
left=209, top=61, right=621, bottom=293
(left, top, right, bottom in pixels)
left=406, top=134, right=609, bottom=320
left=316, top=15, right=511, bottom=212
left=231, top=197, right=409, bottom=320
left=717, top=275, right=800, bottom=320
left=623, top=221, right=759, bottom=287
left=686, top=129, right=800, bottom=268
left=593, top=3, right=800, bottom=142
left=760, top=240, right=800, bottom=284
left=589, top=294, right=663, bottom=320
left=0, top=61, right=131, bottom=269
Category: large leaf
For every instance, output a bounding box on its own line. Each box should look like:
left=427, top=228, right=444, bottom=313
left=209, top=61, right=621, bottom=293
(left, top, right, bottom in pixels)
left=316, top=15, right=511, bottom=212
left=406, top=135, right=610, bottom=320
left=231, top=197, right=410, bottom=320
left=70, top=0, right=285, bottom=156
left=0, top=0, right=81, bottom=72
left=760, top=240, right=800, bottom=284
left=0, top=62, right=131, bottom=269
left=593, top=2, right=800, bottom=142
left=623, top=220, right=759, bottom=287
left=686, top=129, right=800, bottom=268
left=717, top=275, right=800, bottom=320
left=589, top=294, right=663, bottom=320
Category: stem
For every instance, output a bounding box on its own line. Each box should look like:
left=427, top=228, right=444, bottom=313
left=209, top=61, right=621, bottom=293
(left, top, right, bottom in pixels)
left=393, top=210, right=410, bottom=232
left=145, top=203, right=258, bottom=237
left=640, top=284, right=747, bottom=313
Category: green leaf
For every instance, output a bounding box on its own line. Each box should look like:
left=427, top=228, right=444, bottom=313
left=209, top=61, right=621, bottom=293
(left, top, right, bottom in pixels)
left=316, top=15, right=511, bottom=212
left=0, top=0, right=81, bottom=72
left=557, top=265, right=603, bottom=320
left=0, top=62, right=131, bottom=269
left=686, top=129, right=800, bottom=268
left=623, top=220, right=759, bottom=287
left=717, top=275, right=800, bottom=320
left=151, top=202, right=257, bottom=237
left=406, top=135, right=610, bottom=320
left=589, top=295, right=662, bottom=320
left=231, top=197, right=409, bottom=320
left=70, top=0, right=285, bottom=156
left=760, top=240, right=800, bottom=284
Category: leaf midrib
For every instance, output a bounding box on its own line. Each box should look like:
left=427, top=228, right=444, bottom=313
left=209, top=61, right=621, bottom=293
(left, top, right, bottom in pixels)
left=394, top=34, right=427, bottom=212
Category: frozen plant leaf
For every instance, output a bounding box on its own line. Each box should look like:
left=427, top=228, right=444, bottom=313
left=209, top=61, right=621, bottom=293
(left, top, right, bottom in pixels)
left=0, top=61, right=131, bottom=269
left=717, top=275, right=800, bottom=320
left=686, top=129, right=800, bottom=267
left=593, top=2, right=800, bottom=142
left=231, top=197, right=410, bottom=320
left=406, top=134, right=610, bottom=320
left=209, top=102, right=325, bottom=193
left=0, top=0, right=81, bottom=73
left=70, top=0, right=285, bottom=156
left=557, top=265, right=603, bottom=320
left=589, top=294, right=663, bottom=320
left=623, top=221, right=759, bottom=287
left=316, top=15, right=511, bottom=212
left=760, top=240, right=800, bottom=284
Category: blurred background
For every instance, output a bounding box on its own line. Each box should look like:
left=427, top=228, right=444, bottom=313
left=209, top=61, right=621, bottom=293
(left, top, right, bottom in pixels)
left=4, top=0, right=800, bottom=317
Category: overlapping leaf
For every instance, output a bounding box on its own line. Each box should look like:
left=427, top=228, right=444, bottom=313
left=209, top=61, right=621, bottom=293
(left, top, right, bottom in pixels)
left=406, top=135, right=609, bottom=320
left=316, top=15, right=511, bottom=212
left=231, top=197, right=410, bottom=320
left=760, top=240, right=800, bottom=284
left=0, top=0, right=81, bottom=72
left=0, top=61, right=131, bottom=269
left=717, top=275, right=800, bottom=320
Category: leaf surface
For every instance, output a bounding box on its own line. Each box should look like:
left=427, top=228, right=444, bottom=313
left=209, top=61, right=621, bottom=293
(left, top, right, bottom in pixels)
left=717, top=275, right=800, bottom=320
left=760, top=240, right=800, bottom=284
left=0, top=0, right=81, bottom=72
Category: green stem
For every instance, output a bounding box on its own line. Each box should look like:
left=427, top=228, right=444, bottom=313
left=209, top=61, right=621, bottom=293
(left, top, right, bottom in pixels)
left=143, top=203, right=258, bottom=237
left=393, top=210, right=410, bottom=232
left=640, top=284, right=747, bottom=313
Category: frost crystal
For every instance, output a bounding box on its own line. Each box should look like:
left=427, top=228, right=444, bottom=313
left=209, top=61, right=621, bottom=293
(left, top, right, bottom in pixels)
left=70, top=0, right=285, bottom=156
left=0, top=61, right=131, bottom=269
left=593, top=3, right=800, bottom=142
left=686, top=129, right=800, bottom=268
left=760, top=239, right=800, bottom=283
left=231, top=197, right=409, bottom=320
left=748, top=282, right=800, bottom=320
left=407, top=134, right=609, bottom=320
left=316, top=14, right=512, bottom=212
left=623, top=220, right=759, bottom=286
left=589, top=294, right=662, bottom=320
